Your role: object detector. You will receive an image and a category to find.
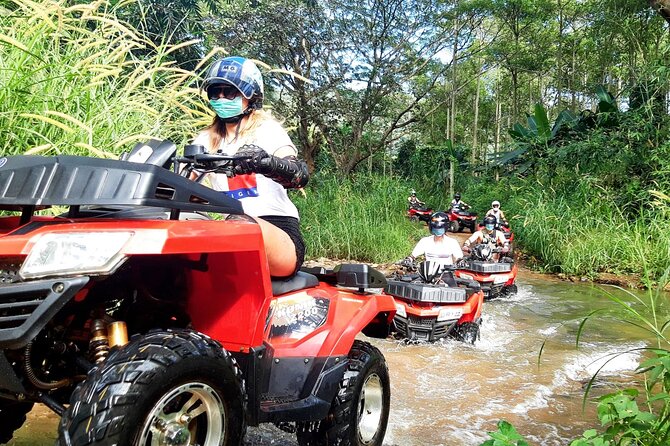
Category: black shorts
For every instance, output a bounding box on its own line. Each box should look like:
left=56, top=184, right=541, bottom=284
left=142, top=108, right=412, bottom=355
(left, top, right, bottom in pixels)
left=260, top=215, right=305, bottom=278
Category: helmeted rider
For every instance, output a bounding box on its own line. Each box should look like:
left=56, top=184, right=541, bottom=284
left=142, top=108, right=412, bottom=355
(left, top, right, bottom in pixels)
left=403, top=211, right=463, bottom=268
left=450, top=192, right=469, bottom=210
left=486, top=200, right=507, bottom=227
left=407, top=189, right=425, bottom=209
left=462, top=215, right=508, bottom=257
left=193, top=56, right=309, bottom=278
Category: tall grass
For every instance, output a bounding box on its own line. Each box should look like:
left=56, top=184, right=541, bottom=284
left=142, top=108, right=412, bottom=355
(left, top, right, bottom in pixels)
left=463, top=176, right=670, bottom=283
left=294, top=174, right=427, bottom=262
left=0, top=0, right=215, bottom=157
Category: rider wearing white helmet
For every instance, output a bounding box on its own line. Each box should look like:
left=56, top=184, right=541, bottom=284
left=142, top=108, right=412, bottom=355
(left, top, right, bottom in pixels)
left=486, top=200, right=507, bottom=226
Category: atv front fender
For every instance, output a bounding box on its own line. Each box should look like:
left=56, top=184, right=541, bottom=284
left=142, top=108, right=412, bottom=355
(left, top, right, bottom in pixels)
left=321, top=289, right=396, bottom=358
left=268, top=285, right=396, bottom=359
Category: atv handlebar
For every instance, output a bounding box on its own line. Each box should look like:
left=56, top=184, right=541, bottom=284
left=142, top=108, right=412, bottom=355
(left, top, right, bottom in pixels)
left=175, top=149, right=258, bottom=180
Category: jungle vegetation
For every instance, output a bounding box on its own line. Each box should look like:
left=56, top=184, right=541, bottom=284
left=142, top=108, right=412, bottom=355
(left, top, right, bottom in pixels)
left=3, top=0, right=668, bottom=281
left=2, top=1, right=670, bottom=443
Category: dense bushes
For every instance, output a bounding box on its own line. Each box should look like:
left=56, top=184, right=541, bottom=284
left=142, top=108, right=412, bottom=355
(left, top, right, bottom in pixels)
left=457, top=174, right=670, bottom=284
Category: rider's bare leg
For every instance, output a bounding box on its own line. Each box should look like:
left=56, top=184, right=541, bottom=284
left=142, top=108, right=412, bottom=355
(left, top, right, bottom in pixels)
left=256, top=218, right=298, bottom=277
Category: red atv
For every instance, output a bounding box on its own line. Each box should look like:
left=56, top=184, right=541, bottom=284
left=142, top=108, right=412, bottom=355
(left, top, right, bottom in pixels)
left=386, top=260, right=484, bottom=344
left=0, top=140, right=396, bottom=446
left=455, top=244, right=518, bottom=300
left=406, top=205, right=433, bottom=223
left=447, top=204, right=478, bottom=233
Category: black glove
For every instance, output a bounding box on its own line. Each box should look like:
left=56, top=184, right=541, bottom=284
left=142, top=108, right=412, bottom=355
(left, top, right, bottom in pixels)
left=235, top=144, right=309, bottom=189
left=234, top=145, right=270, bottom=175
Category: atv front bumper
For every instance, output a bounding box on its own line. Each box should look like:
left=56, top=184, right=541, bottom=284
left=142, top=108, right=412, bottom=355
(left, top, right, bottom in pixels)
left=393, top=314, right=458, bottom=342
left=481, top=283, right=517, bottom=300
left=0, top=277, right=89, bottom=349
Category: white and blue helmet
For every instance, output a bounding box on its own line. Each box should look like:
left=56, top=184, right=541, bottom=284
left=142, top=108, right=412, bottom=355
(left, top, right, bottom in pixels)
left=202, top=56, right=264, bottom=109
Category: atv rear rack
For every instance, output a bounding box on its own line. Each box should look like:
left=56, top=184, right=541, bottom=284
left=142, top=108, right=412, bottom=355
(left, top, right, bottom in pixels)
left=460, top=260, right=512, bottom=273
left=0, top=155, right=243, bottom=222
left=301, top=264, right=387, bottom=291
left=385, top=280, right=468, bottom=303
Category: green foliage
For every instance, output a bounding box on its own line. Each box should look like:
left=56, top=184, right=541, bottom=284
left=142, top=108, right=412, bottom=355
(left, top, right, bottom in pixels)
left=294, top=173, right=426, bottom=262
left=112, top=0, right=219, bottom=70
left=567, top=266, right=670, bottom=445
left=0, top=0, right=208, bottom=157
left=480, top=420, right=530, bottom=446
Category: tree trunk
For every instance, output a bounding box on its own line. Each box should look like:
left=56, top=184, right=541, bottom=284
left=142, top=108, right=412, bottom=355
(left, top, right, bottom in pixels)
left=511, top=70, right=519, bottom=122
left=472, top=66, right=480, bottom=167
left=449, top=13, right=459, bottom=197
left=556, top=0, right=564, bottom=108
left=495, top=100, right=501, bottom=180
left=571, top=46, right=577, bottom=110
left=650, top=0, right=670, bottom=24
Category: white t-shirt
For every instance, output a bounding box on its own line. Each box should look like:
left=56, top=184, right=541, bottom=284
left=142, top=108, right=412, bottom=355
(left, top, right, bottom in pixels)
left=192, top=119, right=300, bottom=219
left=411, top=235, right=464, bottom=266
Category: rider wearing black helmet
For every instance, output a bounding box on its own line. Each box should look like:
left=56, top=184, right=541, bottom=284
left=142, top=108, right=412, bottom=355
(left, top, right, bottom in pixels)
left=450, top=192, right=469, bottom=210
left=463, top=215, right=508, bottom=256
left=193, top=56, right=309, bottom=278
left=403, top=212, right=463, bottom=267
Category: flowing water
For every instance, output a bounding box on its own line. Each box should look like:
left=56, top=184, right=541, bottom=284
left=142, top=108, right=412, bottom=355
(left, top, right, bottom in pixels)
left=9, top=271, right=660, bottom=446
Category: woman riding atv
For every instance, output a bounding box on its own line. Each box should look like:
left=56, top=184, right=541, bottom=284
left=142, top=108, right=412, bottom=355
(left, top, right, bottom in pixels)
left=193, top=56, right=309, bottom=278
left=450, top=192, right=470, bottom=210
left=462, top=215, right=508, bottom=260
left=407, top=189, right=425, bottom=209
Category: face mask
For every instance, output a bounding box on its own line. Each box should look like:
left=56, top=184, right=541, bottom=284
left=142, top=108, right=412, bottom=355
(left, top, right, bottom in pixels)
left=209, top=97, right=244, bottom=119
left=431, top=227, right=446, bottom=236
left=485, top=224, right=494, bottom=231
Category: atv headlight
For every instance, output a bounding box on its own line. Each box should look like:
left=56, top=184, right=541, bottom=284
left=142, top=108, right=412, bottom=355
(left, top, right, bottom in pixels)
left=458, top=273, right=474, bottom=281
left=394, top=303, right=407, bottom=319
left=437, top=307, right=463, bottom=322
left=20, top=232, right=133, bottom=279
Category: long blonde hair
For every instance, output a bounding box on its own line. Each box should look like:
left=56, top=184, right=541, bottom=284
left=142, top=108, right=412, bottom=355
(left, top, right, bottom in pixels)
left=206, top=109, right=276, bottom=152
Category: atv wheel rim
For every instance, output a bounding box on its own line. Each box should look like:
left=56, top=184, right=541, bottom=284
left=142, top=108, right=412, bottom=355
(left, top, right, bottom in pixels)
left=358, top=373, right=384, bottom=444
left=138, top=382, right=225, bottom=446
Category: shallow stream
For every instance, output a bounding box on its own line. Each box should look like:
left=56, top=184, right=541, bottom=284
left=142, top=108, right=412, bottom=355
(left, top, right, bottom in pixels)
left=9, top=271, right=659, bottom=445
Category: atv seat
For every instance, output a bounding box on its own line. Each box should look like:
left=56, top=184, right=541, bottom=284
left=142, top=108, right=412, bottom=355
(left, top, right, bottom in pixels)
left=272, top=271, right=319, bottom=296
